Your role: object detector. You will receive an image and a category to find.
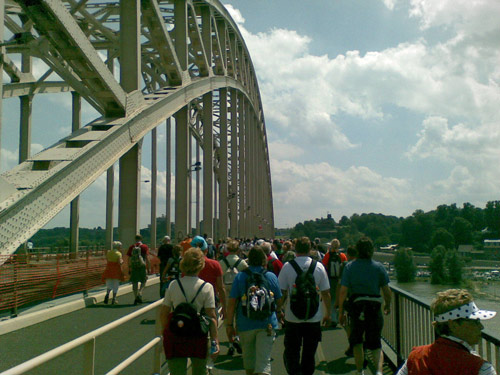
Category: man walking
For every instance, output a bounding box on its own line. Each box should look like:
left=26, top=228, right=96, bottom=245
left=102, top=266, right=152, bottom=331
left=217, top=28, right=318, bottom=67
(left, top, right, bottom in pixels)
left=278, top=236, right=331, bottom=375
left=322, top=238, right=347, bottom=326
left=127, top=234, right=151, bottom=304
left=338, top=237, right=391, bottom=375
left=157, top=235, right=173, bottom=298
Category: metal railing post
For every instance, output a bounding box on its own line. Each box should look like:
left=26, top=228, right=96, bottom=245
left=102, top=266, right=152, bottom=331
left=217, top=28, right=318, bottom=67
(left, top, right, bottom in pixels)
left=83, top=337, right=96, bottom=375
left=394, top=292, right=403, bottom=367
left=153, top=304, right=163, bottom=373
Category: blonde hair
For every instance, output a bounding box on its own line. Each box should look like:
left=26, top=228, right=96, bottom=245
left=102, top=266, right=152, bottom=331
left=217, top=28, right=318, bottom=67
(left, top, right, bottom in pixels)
left=227, top=240, right=240, bottom=253
left=112, top=241, right=122, bottom=250
left=431, top=289, right=474, bottom=336
left=431, top=289, right=474, bottom=316
left=180, top=248, right=205, bottom=276
left=329, top=239, right=340, bottom=250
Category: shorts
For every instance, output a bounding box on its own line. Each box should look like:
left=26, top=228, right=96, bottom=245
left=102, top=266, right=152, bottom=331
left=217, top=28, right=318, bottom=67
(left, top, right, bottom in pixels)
left=239, top=328, right=274, bottom=374
left=349, top=301, right=383, bottom=350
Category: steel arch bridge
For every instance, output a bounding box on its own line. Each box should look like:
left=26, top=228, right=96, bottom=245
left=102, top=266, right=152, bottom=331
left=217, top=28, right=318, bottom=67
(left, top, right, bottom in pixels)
left=0, top=0, right=274, bottom=259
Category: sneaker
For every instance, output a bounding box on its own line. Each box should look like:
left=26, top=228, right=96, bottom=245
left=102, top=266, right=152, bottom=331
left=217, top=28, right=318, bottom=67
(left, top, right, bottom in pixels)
left=233, top=338, right=242, bottom=354
left=111, top=298, right=118, bottom=305
left=137, top=296, right=143, bottom=304
left=103, top=295, right=109, bottom=305
left=227, top=346, right=235, bottom=356
left=134, top=297, right=138, bottom=306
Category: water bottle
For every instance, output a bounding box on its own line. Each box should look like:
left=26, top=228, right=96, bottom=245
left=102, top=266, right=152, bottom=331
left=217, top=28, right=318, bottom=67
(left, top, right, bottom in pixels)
left=207, top=340, right=217, bottom=373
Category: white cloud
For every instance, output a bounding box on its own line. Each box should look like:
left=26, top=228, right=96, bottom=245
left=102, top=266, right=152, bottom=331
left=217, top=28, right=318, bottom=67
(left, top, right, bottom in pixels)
left=268, top=140, right=304, bottom=161
left=224, top=4, right=245, bottom=26
left=410, top=0, right=500, bottom=36
left=381, top=0, right=398, bottom=10
left=271, top=159, right=412, bottom=223
left=0, top=148, right=18, bottom=172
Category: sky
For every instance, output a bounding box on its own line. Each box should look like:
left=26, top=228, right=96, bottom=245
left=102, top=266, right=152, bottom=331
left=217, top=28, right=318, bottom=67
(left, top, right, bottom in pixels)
left=221, top=0, right=500, bottom=227
left=1, top=0, right=500, bottom=231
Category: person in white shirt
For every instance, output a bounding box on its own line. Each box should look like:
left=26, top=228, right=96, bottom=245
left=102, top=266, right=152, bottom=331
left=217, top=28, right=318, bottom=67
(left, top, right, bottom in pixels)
left=277, top=236, right=331, bottom=375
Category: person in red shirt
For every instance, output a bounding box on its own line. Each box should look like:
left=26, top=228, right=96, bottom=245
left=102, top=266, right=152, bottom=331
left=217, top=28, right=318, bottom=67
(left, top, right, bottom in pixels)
left=322, top=238, right=347, bottom=327
left=179, top=235, right=192, bottom=255
left=127, top=234, right=151, bottom=304
left=192, top=236, right=227, bottom=319
left=263, top=241, right=283, bottom=276
left=396, top=289, right=497, bottom=375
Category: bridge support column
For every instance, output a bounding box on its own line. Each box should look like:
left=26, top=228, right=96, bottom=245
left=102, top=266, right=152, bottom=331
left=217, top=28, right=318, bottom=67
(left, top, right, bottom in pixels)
left=105, top=50, right=115, bottom=251
left=106, top=166, right=114, bottom=250
left=118, top=143, right=142, bottom=248
left=150, top=127, right=157, bottom=250
left=70, top=92, right=81, bottom=258
left=219, top=88, right=228, bottom=240
left=175, top=107, right=189, bottom=242
left=203, top=92, right=213, bottom=238
left=238, top=93, right=245, bottom=238
left=166, top=118, right=172, bottom=237
left=229, top=89, right=238, bottom=238
left=119, top=0, right=141, bottom=94
left=244, top=100, right=251, bottom=237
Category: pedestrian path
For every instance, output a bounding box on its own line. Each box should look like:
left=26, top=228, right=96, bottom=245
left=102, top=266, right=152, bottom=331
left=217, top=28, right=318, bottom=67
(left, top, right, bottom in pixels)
left=0, top=279, right=394, bottom=374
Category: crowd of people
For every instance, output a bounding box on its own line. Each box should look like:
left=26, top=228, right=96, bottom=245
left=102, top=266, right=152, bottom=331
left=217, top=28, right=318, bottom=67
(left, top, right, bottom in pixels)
left=100, top=234, right=498, bottom=375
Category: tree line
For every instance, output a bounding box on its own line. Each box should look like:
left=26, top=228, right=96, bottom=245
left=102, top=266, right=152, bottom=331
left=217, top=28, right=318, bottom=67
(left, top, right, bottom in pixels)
left=290, top=201, right=500, bottom=254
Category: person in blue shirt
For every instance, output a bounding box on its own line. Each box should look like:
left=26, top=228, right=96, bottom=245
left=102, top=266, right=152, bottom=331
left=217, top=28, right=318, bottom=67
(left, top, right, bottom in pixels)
left=338, top=237, right=392, bottom=375
left=225, top=245, right=282, bottom=375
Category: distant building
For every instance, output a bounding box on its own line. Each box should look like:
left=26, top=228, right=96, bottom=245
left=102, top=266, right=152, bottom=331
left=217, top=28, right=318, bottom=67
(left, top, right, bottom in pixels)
left=484, top=239, right=500, bottom=249
left=457, top=245, right=474, bottom=256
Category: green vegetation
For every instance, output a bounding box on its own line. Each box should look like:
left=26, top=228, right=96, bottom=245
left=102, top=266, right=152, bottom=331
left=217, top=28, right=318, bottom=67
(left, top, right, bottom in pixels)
left=289, top=201, right=500, bottom=255
left=27, top=201, right=500, bottom=257
left=393, top=248, right=417, bottom=282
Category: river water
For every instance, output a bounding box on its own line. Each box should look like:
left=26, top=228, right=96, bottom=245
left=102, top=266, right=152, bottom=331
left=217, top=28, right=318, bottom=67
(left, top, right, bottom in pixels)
left=391, top=280, right=500, bottom=336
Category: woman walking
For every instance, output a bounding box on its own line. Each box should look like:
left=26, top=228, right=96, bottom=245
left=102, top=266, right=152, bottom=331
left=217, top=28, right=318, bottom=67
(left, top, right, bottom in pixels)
left=160, top=248, right=220, bottom=375
left=101, top=241, right=125, bottom=305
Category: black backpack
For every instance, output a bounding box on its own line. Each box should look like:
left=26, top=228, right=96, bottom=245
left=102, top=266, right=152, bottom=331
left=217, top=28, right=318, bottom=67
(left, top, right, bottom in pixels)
left=167, top=257, right=181, bottom=279
left=169, top=280, right=210, bottom=337
left=241, top=269, right=275, bottom=320
left=289, top=259, right=320, bottom=320
left=327, top=251, right=342, bottom=278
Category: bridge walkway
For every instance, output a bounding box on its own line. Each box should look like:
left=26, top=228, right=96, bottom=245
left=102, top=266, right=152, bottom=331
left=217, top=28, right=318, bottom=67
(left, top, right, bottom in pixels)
left=0, top=281, right=387, bottom=374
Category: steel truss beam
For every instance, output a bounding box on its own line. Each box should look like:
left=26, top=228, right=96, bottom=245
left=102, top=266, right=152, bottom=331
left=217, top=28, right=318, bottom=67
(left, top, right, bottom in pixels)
left=0, top=0, right=274, bottom=258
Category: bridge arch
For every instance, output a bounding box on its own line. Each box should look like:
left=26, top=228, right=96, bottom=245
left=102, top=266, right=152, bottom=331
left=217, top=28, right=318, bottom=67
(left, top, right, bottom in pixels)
left=0, top=0, right=274, bottom=258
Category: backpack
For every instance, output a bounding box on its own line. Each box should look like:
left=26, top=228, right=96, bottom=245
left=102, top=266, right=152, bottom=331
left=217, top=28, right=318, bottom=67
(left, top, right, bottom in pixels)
left=289, top=259, right=320, bottom=320
left=240, top=269, right=275, bottom=320
left=169, top=280, right=210, bottom=337
left=327, top=251, right=342, bottom=278
left=167, top=257, right=181, bottom=279
left=222, top=257, right=242, bottom=285
left=130, top=246, right=146, bottom=270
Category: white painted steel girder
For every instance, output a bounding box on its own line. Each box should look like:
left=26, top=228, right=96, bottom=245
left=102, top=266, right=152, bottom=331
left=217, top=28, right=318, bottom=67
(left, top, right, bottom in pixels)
left=0, top=0, right=274, bottom=260
left=0, top=76, right=249, bottom=257
left=15, top=0, right=127, bottom=115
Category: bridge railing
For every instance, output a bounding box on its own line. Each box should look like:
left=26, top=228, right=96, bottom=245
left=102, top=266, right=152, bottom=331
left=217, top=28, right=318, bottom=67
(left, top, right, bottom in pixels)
left=0, top=299, right=165, bottom=375
left=383, top=285, right=500, bottom=369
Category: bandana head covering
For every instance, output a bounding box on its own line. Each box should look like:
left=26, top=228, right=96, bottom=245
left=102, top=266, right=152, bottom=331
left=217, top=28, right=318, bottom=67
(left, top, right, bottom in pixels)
left=434, top=301, right=496, bottom=322
left=190, top=236, right=207, bottom=251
